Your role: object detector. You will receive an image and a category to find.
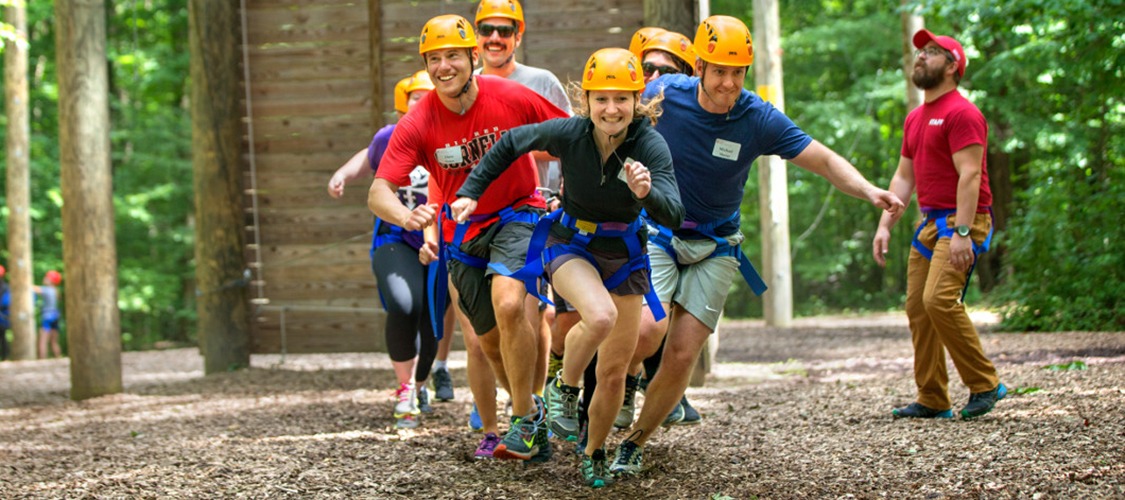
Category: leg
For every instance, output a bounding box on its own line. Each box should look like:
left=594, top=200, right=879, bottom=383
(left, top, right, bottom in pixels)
left=905, top=225, right=952, bottom=411
left=49, top=330, right=62, bottom=358
left=584, top=293, right=643, bottom=455
left=451, top=282, right=500, bottom=435
left=490, top=275, right=539, bottom=416
left=38, top=327, right=48, bottom=359
left=552, top=259, right=620, bottom=387
left=629, top=305, right=711, bottom=446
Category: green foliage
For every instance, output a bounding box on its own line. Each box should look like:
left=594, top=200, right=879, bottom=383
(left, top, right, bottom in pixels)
left=1, top=0, right=194, bottom=350
left=1043, top=360, right=1087, bottom=371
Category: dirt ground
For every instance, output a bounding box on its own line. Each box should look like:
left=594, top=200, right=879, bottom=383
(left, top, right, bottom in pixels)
left=2, top=313, right=1124, bottom=499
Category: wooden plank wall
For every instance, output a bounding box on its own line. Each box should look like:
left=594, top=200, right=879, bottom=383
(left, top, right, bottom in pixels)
left=242, top=0, right=643, bottom=354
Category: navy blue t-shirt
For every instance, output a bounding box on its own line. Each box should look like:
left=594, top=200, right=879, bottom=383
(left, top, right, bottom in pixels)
left=643, top=74, right=812, bottom=237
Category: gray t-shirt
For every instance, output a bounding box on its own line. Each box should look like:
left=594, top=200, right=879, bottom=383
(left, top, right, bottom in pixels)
left=477, top=63, right=572, bottom=192
left=40, top=286, right=58, bottom=314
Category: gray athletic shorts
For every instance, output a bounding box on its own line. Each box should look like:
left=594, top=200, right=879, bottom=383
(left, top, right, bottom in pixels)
left=647, top=232, right=744, bottom=331
left=448, top=205, right=544, bottom=336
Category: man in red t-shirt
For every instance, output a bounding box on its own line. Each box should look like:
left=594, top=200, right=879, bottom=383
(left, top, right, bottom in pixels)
left=368, top=14, right=568, bottom=462
left=873, top=29, right=1005, bottom=420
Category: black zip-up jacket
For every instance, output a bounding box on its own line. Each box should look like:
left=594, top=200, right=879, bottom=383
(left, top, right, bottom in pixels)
left=457, top=116, right=684, bottom=253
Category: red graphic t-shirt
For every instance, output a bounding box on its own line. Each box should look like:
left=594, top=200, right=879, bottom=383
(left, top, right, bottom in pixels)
left=901, top=90, right=992, bottom=210
left=377, top=75, right=568, bottom=242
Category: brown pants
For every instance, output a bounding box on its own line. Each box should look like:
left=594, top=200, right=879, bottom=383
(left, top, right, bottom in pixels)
left=906, top=211, right=999, bottom=410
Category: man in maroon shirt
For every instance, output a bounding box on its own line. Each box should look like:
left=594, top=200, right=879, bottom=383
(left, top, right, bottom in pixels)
left=873, top=29, right=1006, bottom=420
left=368, top=14, right=568, bottom=461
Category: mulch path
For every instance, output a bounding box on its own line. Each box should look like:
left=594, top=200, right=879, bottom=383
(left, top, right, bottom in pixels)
left=2, top=314, right=1123, bottom=499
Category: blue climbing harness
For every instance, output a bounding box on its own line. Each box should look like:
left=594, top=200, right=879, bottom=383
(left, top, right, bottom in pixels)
left=645, top=210, right=769, bottom=296
left=426, top=203, right=541, bottom=340
left=495, top=209, right=666, bottom=322
left=370, top=218, right=428, bottom=311
left=910, top=207, right=994, bottom=299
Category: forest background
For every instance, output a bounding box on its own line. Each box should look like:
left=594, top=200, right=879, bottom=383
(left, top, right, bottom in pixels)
left=1, top=0, right=1122, bottom=352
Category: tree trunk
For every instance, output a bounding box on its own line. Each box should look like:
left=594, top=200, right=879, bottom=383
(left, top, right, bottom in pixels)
left=900, top=0, right=923, bottom=111
left=367, top=0, right=385, bottom=129
left=189, top=0, right=250, bottom=374
left=643, top=0, right=695, bottom=37
left=55, top=0, right=122, bottom=399
left=753, top=0, right=792, bottom=327
left=4, top=2, right=37, bottom=361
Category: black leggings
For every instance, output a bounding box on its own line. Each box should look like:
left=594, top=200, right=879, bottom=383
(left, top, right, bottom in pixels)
left=372, top=242, right=436, bottom=383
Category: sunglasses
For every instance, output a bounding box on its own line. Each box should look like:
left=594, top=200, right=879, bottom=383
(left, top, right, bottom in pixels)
left=478, top=23, right=517, bottom=38
left=642, top=62, right=680, bottom=78
left=914, top=46, right=951, bottom=60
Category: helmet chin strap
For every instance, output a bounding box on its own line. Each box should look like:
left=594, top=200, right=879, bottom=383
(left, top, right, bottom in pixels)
left=453, top=48, right=475, bottom=115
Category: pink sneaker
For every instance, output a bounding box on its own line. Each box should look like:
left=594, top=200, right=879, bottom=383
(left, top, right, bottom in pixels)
left=474, top=432, right=500, bottom=459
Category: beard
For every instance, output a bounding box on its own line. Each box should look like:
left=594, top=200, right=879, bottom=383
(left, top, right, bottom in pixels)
left=911, top=64, right=943, bottom=89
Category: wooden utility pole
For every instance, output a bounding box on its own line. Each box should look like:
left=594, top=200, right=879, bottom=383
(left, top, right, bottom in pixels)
left=189, top=0, right=250, bottom=374
left=643, top=0, right=695, bottom=37
left=55, top=0, right=122, bottom=399
left=901, top=0, right=924, bottom=111
left=4, top=1, right=37, bottom=361
left=753, top=0, right=792, bottom=327
left=367, top=0, right=385, bottom=128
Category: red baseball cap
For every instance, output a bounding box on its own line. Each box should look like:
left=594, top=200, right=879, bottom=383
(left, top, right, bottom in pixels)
left=913, top=29, right=967, bottom=78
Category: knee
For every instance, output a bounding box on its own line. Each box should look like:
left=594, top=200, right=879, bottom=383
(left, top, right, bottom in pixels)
left=492, top=294, right=525, bottom=325
left=584, top=306, right=618, bottom=337
left=921, top=290, right=957, bottom=316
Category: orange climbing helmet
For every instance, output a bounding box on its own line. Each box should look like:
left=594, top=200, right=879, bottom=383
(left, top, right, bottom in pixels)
left=405, top=70, right=435, bottom=94
left=393, top=75, right=413, bottom=114
left=45, top=270, right=62, bottom=285
left=694, top=15, right=754, bottom=67
left=475, top=0, right=525, bottom=34
left=582, top=48, right=645, bottom=92
left=641, top=30, right=696, bottom=73
left=629, top=27, right=666, bottom=59
left=0, top=265, right=5, bottom=278
left=419, top=15, right=478, bottom=55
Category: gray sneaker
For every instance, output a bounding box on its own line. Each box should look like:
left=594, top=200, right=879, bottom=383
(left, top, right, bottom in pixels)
left=546, top=373, right=581, bottom=440
left=431, top=367, right=454, bottom=401
left=609, top=435, right=644, bottom=476
left=960, top=382, right=1008, bottom=419
left=662, top=398, right=685, bottom=426
left=493, top=396, right=552, bottom=462
left=614, top=373, right=640, bottom=429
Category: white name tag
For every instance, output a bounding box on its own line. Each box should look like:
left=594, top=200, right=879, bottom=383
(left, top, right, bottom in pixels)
left=435, top=146, right=463, bottom=165
left=618, top=157, right=636, bottom=183
left=712, top=138, right=741, bottom=161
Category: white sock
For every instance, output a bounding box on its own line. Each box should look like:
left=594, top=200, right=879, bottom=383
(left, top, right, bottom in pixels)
left=433, top=360, right=448, bottom=371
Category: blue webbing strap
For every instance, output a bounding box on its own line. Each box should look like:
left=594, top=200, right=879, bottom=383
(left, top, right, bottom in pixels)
left=644, top=210, right=769, bottom=297
left=910, top=207, right=995, bottom=300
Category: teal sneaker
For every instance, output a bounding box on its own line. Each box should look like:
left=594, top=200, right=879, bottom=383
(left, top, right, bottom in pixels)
left=960, top=383, right=1007, bottom=419
left=546, top=373, right=581, bottom=440
left=580, top=448, right=614, bottom=488
left=493, top=396, right=551, bottom=462
left=677, top=395, right=701, bottom=425
left=892, top=402, right=954, bottom=419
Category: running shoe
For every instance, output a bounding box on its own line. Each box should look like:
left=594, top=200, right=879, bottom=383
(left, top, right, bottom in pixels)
left=417, top=386, right=433, bottom=414
left=431, top=367, right=455, bottom=402
left=662, top=398, right=685, bottom=426
left=395, top=415, right=420, bottom=430
left=493, top=396, right=551, bottom=462
left=474, top=432, right=500, bottom=459
left=580, top=448, right=614, bottom=488
left=609, top=433, right=644, bottom=476
left=469, top=402, right=484, bottom=431
left=394, top=382, right=419, bottom=418
left=614, top=373, right=641, bottom=429
left=677, top=395, right=701, bottom=425
left=960, top=382, right=1007, bottom=419
left=892, top=402, right=953, bottom=419
left=546, top=373, right=581, bottom=440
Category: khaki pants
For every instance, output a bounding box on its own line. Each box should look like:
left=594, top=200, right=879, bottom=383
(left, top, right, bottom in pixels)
left=906, top=211, right=999, bottom=410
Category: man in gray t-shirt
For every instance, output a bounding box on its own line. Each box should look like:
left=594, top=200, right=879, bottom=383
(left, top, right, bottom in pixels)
left=474, top=0, right=571, bottom=193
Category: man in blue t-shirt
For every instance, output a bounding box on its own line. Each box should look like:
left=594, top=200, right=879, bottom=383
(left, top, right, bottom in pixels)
left=610, top=16, right=904, bottom=475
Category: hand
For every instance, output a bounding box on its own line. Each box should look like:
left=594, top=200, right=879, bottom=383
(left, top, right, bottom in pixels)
left=869, top=189, right=905, bottom=218
left=547, top=196, right=561, bottom=212
left=419, top=240, right=439, bottom=266
left=948, top=234, right=974, bottom=273
left=624, top=161, right=651, bottom=199
left=450, top=197, right=478, bottom=223
left=403, top=203, right=437, bottom=231
left=872, top=226, right=891, bottom=268
left=327, top=173, right=346, bottom=199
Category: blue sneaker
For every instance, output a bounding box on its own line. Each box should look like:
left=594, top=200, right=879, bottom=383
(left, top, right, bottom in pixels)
left=469, top=403, right=483, bottom=432
left=892, top=402, right=953, bottom=419
left=960, top=383, right=1007, bottom=419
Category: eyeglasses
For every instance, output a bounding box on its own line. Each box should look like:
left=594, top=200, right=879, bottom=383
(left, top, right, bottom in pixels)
left=477, top=23, right=517, bottom=38
left=914, top=46, right=950, bottom=59
left=642, top=62, right=680, bottom=78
